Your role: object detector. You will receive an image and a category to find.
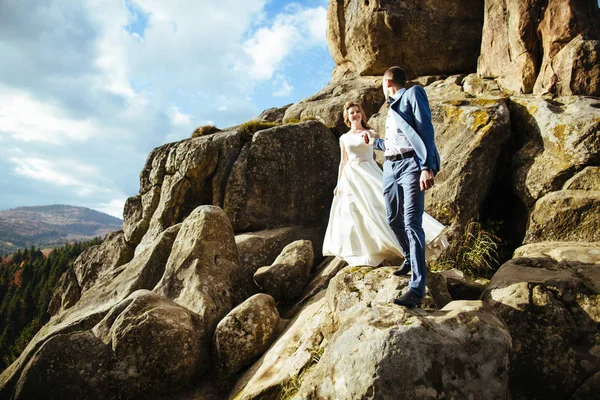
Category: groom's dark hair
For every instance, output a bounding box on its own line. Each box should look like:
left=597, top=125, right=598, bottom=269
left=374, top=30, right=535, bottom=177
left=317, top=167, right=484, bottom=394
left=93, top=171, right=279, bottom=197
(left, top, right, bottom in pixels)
left=384, top=66, right=407, bottom=87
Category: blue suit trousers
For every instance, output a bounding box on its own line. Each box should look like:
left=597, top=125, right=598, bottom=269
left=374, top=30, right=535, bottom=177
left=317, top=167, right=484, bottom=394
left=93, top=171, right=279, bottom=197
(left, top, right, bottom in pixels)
left=382, top=157, right=427, bottom=297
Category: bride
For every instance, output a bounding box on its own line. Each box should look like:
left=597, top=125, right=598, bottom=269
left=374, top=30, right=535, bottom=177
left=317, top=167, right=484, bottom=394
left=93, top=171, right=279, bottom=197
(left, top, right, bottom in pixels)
left=323, top=101, right=448, bottom=267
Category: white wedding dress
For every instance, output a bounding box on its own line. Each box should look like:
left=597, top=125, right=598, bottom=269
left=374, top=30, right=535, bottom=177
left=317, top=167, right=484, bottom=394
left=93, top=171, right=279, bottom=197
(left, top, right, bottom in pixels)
left=323, top=132, right=449, bottom=267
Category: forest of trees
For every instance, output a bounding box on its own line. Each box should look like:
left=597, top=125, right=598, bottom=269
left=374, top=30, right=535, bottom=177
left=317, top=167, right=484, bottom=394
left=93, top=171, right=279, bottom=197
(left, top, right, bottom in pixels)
left=0, top=238, right=101, bottom=372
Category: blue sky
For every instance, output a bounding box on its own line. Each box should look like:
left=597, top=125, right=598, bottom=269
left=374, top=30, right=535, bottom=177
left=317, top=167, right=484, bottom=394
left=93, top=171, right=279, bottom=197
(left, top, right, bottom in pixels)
left=0, top=0, right=334, bottom=218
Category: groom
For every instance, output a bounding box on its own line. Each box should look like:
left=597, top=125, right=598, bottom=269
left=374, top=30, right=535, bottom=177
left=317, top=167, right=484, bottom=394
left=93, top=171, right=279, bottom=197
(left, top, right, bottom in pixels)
left=364, top=66, right=440, bottom=307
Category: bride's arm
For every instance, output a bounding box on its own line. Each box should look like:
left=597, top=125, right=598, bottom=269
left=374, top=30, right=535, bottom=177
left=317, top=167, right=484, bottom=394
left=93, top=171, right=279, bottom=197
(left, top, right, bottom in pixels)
left=366, top=129, right=385, bottom=151
left=334, top=138, right=349, bottom=195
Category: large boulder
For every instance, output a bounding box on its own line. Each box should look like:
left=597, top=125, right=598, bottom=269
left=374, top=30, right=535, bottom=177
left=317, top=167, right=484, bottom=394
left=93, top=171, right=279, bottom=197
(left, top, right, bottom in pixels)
left=223, top=121, right=338, bottom=231
left=154, top=206, right=240, bottom=333
left=12, top=291, right=206, bottom=400
left=213, top=293, right=280, bottom=381
left=93, top=290, right=206, bottom=396
left=234, top=259, right=511, bottom=400
left=510, top=96, right=600, bottom=207
left=482, top=243, right=600, bottom=399
left=534, top=35, right=600, bottom=97
left=11, top=331, right=114, bottom=400
left=253, top=240, right=314, bottom=303
left=478, top=0, right=600, bottom=95
left=234, top=226, right=325, bottom=302
left=282, top=77, right=384, bottom=134
left=326, top=0, right=484, bottom=80
left=427, top=96, right=511, bottom=229
left=295, top=301, right=511, bottom=400
left=524, top=189, right=600, bottom=243
left=257, top=104, right=292, bottom=124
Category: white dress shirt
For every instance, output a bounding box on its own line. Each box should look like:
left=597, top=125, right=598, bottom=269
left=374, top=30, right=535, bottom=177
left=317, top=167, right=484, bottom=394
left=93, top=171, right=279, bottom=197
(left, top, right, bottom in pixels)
left=384, top=90, right=414, bottom=157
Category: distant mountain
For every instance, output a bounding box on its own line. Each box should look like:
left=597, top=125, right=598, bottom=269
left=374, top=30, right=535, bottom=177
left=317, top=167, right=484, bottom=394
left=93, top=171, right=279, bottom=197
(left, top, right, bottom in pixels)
left=0, top=205, right=123, bottom=255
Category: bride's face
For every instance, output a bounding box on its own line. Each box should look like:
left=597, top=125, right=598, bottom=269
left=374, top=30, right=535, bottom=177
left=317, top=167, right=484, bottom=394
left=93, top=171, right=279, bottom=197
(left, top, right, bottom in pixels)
left=347, top=106, right=363, bottom=124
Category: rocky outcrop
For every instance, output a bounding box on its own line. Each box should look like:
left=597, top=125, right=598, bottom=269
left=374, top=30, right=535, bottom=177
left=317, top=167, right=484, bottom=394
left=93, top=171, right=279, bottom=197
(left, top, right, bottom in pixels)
left=127, top=129, right=250, bottom=253
left=230, top=292, right=328, bottom=400
left=11, top=331, right=114, bottom=400
left=213, top=294, right=280, bottom=381
left=327, top=0, right=484, bottom=80
left=482, top=242, right=600, bottom=399
left=235, top=226, right=325, bottom=302
left=283, top=77, right=383, bottom=133
left=253, top=240, right=314, bottom=303
left=478, top=0, right=600, bottom=95
left=426, top=96, right=512, bottom=233
left=223, top=121, right=338, bottom=231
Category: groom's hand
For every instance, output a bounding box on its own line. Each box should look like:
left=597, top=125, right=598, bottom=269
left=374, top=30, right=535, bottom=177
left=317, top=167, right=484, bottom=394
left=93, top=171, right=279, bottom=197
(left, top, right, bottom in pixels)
left=420, top=169, right=435, bottom=191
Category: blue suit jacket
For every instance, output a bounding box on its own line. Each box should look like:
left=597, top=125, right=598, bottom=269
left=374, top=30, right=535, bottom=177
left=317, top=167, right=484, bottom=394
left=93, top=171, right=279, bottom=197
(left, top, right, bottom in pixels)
left=374, top=86, right=441, bottom=174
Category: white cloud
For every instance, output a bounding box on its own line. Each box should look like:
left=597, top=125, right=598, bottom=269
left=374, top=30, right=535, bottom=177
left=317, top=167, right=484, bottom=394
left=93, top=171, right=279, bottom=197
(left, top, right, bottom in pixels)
left=9, top=157, right=105, bottom=197
left=168, top=106, right=192, bottom=126
left=242, top=5, right=328, bottom=80
left=0, top=86, right=96, bottom=144
left=273, top=74, right=294, bottom=97
left=94, top=198, right=127, bottom=219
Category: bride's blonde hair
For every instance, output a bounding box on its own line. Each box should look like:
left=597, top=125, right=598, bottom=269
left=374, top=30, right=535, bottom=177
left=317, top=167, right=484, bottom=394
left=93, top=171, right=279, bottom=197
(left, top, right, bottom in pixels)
left=343, top=101, right=372, bottom=129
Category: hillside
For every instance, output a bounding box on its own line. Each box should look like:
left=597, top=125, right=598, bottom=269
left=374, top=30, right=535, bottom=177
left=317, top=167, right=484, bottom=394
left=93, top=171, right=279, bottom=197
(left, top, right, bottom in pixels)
left=0, top=205, right=122, bottom=255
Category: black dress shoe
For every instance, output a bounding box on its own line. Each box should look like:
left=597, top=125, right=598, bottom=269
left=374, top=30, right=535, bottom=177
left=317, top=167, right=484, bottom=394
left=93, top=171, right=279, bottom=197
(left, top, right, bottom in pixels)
left=392, top=263, right=411, bottom=276
left=392, top=290, right=423, bottom=307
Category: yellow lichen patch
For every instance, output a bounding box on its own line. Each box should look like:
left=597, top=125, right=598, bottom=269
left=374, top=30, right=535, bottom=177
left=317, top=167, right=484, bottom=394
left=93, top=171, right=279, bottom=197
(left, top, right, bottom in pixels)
left=442, top=104, right=464, bottom=122
left=472, top=98, right=499, bottom=107
left=528, top=105, right=539, bottom=115
left=471, top=110, right=491, bottom=133
left=552, top=124, right=568, bottom=145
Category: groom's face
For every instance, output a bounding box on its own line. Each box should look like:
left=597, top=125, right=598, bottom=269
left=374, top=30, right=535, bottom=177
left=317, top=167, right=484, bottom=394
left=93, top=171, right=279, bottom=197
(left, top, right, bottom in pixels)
left=382, top=78, right=389, bottom=98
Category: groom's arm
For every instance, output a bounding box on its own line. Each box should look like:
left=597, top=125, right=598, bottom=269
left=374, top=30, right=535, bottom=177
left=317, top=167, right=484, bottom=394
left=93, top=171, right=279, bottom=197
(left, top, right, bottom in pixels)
left=373, top=137, right=386, bottom=152
left=409, top=86, right=437, bottom=171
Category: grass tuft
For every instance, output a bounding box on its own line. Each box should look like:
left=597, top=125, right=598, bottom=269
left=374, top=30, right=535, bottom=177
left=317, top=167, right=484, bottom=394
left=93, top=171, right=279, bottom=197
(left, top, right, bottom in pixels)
left=191, top=125, right=221, bottom=138
left=430, top=221, right=501, bottom=277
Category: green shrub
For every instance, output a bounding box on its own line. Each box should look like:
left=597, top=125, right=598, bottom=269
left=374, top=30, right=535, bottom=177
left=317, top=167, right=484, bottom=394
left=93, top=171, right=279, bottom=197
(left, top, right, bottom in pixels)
left=191, top=125, right=221, bottom=138
left=237, top=120, right=279, bottom=135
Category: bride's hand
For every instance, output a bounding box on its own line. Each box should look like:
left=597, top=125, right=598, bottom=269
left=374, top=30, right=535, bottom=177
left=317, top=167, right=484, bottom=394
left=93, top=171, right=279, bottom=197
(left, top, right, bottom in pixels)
left=361, top=131, right=370, bottom=144
left=333, top=187, right=338, bottom=196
